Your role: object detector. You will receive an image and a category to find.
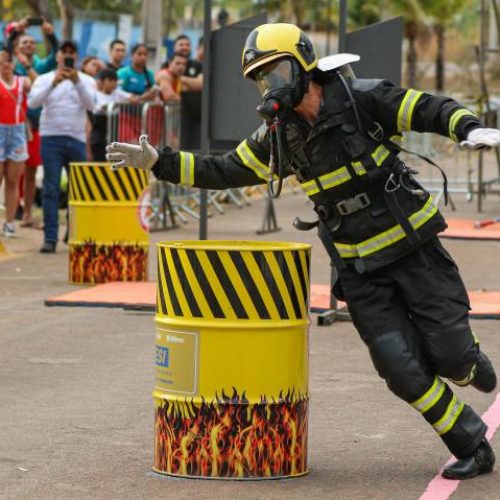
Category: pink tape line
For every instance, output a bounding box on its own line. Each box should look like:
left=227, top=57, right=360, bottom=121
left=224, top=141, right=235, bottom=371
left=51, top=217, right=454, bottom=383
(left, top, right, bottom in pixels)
left=419, top=392, right=500, bottom=500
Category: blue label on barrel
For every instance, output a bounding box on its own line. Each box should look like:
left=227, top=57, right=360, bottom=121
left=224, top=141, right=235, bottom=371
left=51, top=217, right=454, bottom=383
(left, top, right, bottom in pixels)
left=155, top=346, right=170, bottom=367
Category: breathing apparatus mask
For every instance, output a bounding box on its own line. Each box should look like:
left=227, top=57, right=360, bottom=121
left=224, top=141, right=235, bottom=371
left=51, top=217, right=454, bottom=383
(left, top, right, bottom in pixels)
left=251, top=57, right=311, bottom=197
left=253, top=57, right=309, bottom=122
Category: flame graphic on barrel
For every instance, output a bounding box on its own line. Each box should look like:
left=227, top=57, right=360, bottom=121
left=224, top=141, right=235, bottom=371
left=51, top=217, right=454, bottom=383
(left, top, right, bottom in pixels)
left=154, top=388, right=308, bottom=478
left=69, top=240, right=148, bottom=284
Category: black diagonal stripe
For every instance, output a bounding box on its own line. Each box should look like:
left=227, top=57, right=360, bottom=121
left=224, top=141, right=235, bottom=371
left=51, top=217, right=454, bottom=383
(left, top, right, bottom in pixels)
left=68, top=171, right=76, bottom=200
left=170, top=249, right=202, bottom=318
left=254, top=253, right=288, bottom=319
left=132, top=167, right=147, bottom=192
left=140, top=170, right=149, bottom=189
left=88, top=167, right=108, bottom=200
left=206, top=250, right=248, bottom=319
left=80, top=168, right=96, bottom=201
left=123, top=168, right=139, bottom=199
left=305, top=251, right=311, bottom=280
left=72, top=169, right=85, bottom=201
left=157, top=257, right=167, bottom=315
left=274, top=252, right=302, bottom=319
left=160, top=249, right=182, bottom=316
left=294, top=251, right=309, bottom=310
left=185, top=249, right=225, bottom=318
left=100, top=166, right=120, bottom=201
left=113, top=170, right=132, bottom=201
left=229, top=252, right=270, bottom=320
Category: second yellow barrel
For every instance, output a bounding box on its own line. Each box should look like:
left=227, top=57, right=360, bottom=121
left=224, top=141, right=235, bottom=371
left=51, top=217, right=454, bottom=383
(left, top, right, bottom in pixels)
left=153, top=240, right=311, bottom=480
left=68, top=162, right=150, bottom=284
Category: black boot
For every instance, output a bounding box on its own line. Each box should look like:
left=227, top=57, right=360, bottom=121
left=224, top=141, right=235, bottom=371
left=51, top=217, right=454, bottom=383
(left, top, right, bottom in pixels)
left=471, top=352, right=497, bottom=393
left=442, top=439, right=495, bottom=480
left=40, top=241, right=57, bottom=254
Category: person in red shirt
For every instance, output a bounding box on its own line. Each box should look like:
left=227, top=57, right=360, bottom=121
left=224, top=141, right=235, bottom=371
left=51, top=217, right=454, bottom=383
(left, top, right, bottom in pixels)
left=0, top=50, right=30, bottom=237
left=156, top=52, right=188, bottom=103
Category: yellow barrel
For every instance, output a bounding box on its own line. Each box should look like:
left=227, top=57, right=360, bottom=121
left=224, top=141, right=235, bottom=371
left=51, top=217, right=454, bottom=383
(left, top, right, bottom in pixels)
left=68, top=162, right=149, bottom=284
left=154, top=240, right=311, bottom=480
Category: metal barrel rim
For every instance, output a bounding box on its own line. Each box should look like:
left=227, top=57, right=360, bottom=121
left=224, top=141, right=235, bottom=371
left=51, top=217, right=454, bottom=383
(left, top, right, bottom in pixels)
left=157, top=239, right=312, bottom=252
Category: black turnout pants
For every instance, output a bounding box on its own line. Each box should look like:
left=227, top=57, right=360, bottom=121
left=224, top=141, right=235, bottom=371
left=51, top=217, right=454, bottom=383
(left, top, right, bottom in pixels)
left=338, top=237, right=487, bottom=458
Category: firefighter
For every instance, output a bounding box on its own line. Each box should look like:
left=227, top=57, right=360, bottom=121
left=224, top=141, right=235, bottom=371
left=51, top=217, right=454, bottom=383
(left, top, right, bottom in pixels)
left=106, top=23, right=500, bottom=479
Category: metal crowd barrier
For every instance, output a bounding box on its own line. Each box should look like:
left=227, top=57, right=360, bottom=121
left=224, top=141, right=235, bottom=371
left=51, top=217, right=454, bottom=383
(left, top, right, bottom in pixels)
left=105, top=101, right=300, bottom=231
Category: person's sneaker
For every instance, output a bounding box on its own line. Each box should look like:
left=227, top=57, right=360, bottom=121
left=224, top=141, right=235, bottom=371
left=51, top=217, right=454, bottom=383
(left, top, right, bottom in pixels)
left=471, top=352, right=497, bottom=393
left=39, top=241, right=57, bottom=253
left=2, top=222, right=17, bottom=238
left=442, top=439, right=495, bottom=480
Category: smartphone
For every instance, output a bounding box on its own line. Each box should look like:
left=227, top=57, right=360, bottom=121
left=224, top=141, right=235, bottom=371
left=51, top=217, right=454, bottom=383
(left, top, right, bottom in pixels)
left=64, top=57, right=74, bottom=68
left=27, top=17, right=44, bottom=26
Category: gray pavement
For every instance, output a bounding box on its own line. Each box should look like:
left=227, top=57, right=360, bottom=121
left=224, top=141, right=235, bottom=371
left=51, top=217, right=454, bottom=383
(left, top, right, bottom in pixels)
left=1, top=189, right=499, bottom=500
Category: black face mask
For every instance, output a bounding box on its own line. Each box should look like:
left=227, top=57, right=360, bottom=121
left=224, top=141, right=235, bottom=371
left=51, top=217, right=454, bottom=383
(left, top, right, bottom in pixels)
left=253, top=58, right=309, bottom=122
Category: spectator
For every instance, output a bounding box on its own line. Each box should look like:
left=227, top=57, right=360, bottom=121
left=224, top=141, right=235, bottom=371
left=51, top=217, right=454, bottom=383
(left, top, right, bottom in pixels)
left=11, top=20, right=58, bottom=227
left=81, top=55, right=105, bottom=78
left=117, top=43, right=157, bottom=100
left=156, top=52, right=188, bottom=102
left=173, top=34, right=202, bottom=78
left=28, top=40, right=96, bottom=253
left=91, top=68, right=136, bottom=161
left=13, top=19, right=58, bottom=79
left=106, top=39, right=126, bottom=71
left=0, top=50, right=30, bottom=238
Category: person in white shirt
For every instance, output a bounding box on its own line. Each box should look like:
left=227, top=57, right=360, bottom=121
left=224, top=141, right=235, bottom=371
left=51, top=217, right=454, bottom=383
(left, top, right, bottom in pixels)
left=28, top=40, right=96, bottom=253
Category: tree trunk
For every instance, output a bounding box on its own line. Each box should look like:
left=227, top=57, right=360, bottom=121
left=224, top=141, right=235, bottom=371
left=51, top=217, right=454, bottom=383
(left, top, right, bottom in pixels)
left=164, top=0, right=174, bottom=39
left=27, top=0, right=50, bottom=18
left=56, top=0, right=74, bottom=39
left=407, top=34, right=418, bottom=87
left=405, top=20, right=418, bottom=88
left=435, top=23, right=445, bottom=93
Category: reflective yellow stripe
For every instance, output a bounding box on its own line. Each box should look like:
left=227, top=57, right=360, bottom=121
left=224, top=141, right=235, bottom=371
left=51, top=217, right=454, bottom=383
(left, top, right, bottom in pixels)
left=179, top=152, right=195, bottom=186
left=451, top=364, right=476, bottom=387
left=351, top=145, right=391, bottom=177
left=334, top=242, right=359, bottom=258
left=236, top=140, right=270, bottom=181
left=449, top=109, right=476, bottom=142
left=472, top=331, right=480, bottom=345
left=351, top=160, right=365, bottom=176
left=433, top=396, right=465, bottom=436
left=372, top=145, right=391, bottom=166
left=397, top=89, right=423, bottom=132
left=334, top=196, right=438, bottom=258
left=390, top=134, right=404, bottom=146
left=300, top=167, right=351, bottom=195
left=412, top=377, right=446, bottom=413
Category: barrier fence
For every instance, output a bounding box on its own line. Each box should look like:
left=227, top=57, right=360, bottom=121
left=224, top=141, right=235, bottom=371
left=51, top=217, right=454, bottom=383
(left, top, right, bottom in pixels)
left=104, top=101, right=298, bottom=232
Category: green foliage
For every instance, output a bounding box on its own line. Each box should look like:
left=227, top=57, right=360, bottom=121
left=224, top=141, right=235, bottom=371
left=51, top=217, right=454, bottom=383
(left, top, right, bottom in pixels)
left=420, top=0, right=473, bottom=25
left=349, top=0, right=382, bottom=27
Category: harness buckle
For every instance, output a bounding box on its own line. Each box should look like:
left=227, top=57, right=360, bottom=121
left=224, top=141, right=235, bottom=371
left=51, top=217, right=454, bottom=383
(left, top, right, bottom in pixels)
left=368, top=121, right=384, bottom=142
left=336, top=193, right=371, bottom=216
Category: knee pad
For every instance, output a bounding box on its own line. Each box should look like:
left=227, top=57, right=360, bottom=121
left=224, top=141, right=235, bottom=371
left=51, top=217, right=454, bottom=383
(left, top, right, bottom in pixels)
left=368, top=331, right=432, bottom=403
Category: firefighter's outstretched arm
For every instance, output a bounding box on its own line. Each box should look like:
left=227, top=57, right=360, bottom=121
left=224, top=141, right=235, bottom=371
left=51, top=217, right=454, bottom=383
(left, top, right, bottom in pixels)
left=106, top=131, right=272, bottom=190
left=361, top=80, right=500, bottom=149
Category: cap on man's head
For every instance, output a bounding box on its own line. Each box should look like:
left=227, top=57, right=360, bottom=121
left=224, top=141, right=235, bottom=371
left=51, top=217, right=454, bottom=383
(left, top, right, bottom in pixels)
left=59, top=40, right=78, bottom=52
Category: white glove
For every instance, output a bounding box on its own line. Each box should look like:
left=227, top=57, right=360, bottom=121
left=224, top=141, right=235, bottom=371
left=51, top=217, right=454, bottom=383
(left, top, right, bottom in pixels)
left=105, top=134, right=159, bottom=171
left=460, top=128, right=500, bottom=150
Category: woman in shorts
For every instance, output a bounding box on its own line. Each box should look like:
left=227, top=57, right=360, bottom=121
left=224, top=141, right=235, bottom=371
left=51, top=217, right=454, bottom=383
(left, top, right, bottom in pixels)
left=0, top=49, right=30, bottom=237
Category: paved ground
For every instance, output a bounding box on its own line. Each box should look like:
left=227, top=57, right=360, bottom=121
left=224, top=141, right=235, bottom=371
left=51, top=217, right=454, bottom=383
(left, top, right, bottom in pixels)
left=1, top=186, right=499, bottom=500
